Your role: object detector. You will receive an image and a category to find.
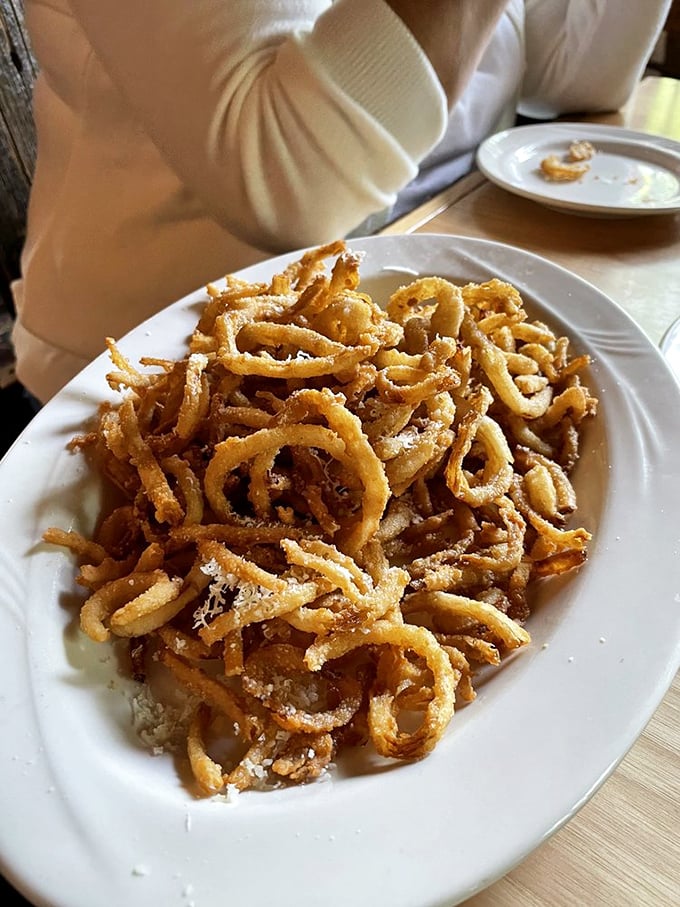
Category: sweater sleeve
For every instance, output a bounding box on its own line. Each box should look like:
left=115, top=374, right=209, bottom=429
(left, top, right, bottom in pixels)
left=65, top=0, right=448, bottom=251
left=519, top=0, right=672, bottom=118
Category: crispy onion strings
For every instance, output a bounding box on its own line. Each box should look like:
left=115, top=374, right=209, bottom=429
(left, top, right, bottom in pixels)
left=45, top=240, right=597, bottom=794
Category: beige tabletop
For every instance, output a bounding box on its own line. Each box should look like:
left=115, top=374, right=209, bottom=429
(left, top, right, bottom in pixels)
left=381, top=76, right=680, bottom=906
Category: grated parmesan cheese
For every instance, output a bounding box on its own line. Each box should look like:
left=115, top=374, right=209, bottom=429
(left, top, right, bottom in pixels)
left=194, top=558, right=279, bottom=628
left=130, top=684, right=196, bottom=753
left=224, top=783, right=240, bottom=803
left=193, top=558, right=235, bottom=628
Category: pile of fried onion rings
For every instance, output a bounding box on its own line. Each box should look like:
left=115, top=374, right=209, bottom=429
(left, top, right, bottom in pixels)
left=45, top=239, right=598, bottom=795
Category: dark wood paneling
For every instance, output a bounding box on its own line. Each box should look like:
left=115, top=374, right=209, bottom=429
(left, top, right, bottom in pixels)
left=663, top=0, right=680, bottom=77
left=0, top=0, right=37, bottom=314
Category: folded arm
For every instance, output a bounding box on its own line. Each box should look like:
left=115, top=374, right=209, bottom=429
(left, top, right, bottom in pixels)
left=66, top=0, right=507, bottom=251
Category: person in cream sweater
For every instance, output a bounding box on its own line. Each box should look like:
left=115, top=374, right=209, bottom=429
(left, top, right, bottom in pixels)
left=13, top=0, right=671, bottom=402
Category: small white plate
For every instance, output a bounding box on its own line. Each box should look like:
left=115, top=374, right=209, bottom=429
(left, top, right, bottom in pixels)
left=476, top=122, right=680, bottom=217
left=1, top=235, right=680, bottom=907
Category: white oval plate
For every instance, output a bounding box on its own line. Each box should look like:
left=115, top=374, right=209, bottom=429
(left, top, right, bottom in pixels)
left=2, top=234, right=680, bottom=907
left=476, top=122, right=680, bottom=217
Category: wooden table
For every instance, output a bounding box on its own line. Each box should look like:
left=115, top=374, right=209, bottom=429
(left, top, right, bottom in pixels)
left=381, top=76, right=680, bottom=906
